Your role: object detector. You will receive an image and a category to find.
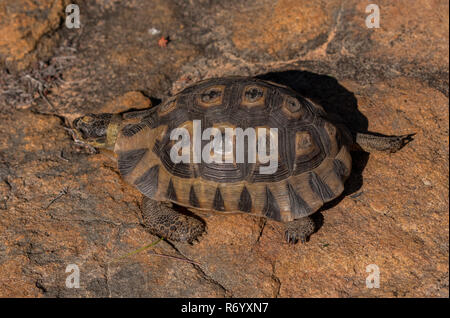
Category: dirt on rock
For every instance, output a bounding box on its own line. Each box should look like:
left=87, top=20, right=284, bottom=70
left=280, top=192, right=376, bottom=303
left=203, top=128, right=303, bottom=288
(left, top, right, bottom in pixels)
left=0, top=0, right=448, bottom=297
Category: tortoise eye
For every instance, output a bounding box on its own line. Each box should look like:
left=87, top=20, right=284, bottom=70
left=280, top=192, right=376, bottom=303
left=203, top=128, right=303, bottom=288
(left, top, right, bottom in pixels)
left=244, top=87, right=264, bottom=102
left=285, top=97, right=301, bottom=113
left=160, top=102, right=171, bottom=112
left=81, top=116, right=94, bottom=123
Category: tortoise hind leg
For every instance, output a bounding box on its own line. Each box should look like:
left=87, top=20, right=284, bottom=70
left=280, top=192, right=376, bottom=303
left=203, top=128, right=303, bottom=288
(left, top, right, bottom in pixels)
left=284, top=217, right=315, bottom=244
left=141, top=197, right=205, bottom=243
left=354, top=132, right=414, bottom=153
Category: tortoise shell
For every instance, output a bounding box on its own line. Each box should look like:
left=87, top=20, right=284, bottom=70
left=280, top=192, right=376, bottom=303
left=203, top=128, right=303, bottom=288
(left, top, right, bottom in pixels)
left=114, top=77, right=352, bottom=222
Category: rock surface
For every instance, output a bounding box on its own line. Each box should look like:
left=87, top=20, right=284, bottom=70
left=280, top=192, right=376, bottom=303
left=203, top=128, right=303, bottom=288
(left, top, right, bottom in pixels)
left=0, top=0, right=70, bottom=71
left=0, top=0, right=448, bottom=297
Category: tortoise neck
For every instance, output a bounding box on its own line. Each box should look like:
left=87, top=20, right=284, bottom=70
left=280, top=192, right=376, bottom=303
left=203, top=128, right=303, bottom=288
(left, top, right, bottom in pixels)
left=105, top=114, right=123, bottom=150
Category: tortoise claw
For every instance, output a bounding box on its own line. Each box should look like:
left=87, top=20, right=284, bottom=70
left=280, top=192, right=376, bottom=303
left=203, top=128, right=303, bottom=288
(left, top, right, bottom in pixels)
left=390, top=133, right=415, bottom=153
left=284, top=217, right=315, bottom=244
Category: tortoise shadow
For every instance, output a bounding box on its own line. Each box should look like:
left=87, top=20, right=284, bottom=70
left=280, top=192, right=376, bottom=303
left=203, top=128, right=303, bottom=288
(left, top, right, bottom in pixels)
left=257, top=70, right=369, bottom=132
left=257, top=70, right=371, bottom=234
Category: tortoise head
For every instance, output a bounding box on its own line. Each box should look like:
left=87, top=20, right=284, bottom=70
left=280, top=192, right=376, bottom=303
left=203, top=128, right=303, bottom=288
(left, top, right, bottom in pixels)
left=72, top=113, right=121, bottom=150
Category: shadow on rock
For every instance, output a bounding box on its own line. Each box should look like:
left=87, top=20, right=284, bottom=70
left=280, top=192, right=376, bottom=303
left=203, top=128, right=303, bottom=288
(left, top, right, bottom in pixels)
left=257, top=70, right=368, bottom=132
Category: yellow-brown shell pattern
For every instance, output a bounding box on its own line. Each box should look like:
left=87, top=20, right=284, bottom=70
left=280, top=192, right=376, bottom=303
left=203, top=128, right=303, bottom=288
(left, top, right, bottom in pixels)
left=114, top=77, right=351, bottom=222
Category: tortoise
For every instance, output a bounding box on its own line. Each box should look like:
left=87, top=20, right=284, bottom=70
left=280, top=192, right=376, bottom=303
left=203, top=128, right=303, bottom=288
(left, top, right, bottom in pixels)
left=72, top=76, right=412, bottom=244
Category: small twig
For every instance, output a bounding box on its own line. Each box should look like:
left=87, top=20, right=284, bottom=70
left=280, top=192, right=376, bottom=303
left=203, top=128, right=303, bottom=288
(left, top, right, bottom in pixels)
left=44, top=187, right=69, bottom=209
left=147, top=251, right=201, bottom=266
left=51, top=55, right=76, bottom=61
left=58, top=150, right=69, bottom=162
left=39, top=91, right=56, bottom=110
left=109, top=238, right=201, bottom=266
left=350, top=191, right=364, bottom=199
left=61, top=46, right=77, bottom=52
left=24, top=75, right=56, bottom=110
left=24, top=74, right=43, bottom=90
left=110, top=238, right=164, bottom=264
left=64, top=126, right=98, bottom=154
left=57, top=77, right=88, bottom=85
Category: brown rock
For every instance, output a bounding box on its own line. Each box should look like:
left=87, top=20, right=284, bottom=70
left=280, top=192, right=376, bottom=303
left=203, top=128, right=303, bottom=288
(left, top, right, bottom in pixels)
left=360, top=0, right=449, bottom=69
left=101, top=91, right=151, bottom=113
left=0, top=0, right=69, bottom=71
left=63, top=91, right=152, bottom=124
left=0, top=0, right=448, bottom=298
left=231, top=0, right=339, bottom=59
left=35, top=0, right=199, bottom=116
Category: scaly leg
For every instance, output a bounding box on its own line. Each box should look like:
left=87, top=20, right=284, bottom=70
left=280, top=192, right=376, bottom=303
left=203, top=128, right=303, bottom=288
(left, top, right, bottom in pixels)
left=141, top=197, right=205, bottom=243
left=284, top=217, right=315, bottom=244
left=355, top=132, right=414, bottom=153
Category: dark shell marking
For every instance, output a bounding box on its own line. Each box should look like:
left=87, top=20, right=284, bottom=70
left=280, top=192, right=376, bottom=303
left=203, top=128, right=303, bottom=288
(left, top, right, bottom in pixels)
left=213, top=187, right=225, bottom=211
left=263, top=187, right=281, bottom=221
left=238, top=186, right=252, bottom=212
left=189, top=185, right=200, bottom=207
left=117, top=148, right=148, bottom=176
left=309, top=171, right=335, bottom=202
left=114, top=77, right=352, bottom=222
left=134, top=165, right=160, bottom=198
left=166, top=179, right=177, bottom=201
left=287, top=183, right=312, bottom=218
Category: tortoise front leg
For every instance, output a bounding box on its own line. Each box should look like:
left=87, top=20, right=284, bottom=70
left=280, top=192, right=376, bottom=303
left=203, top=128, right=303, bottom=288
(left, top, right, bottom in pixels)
left=141, top=197, right=205, bottom=243
left=284, top=216, right=315, bottom=244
